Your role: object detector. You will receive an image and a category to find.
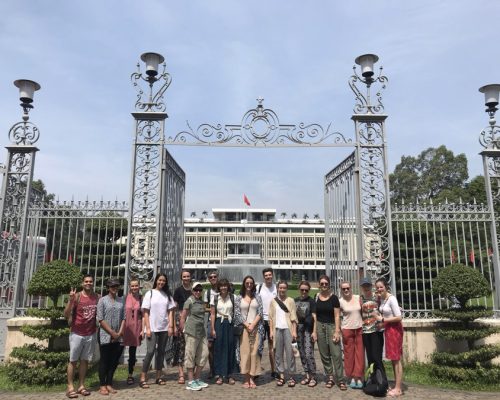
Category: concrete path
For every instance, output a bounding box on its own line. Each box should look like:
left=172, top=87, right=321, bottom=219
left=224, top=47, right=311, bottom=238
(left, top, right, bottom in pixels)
left=1, top=348, right=498, bottom=399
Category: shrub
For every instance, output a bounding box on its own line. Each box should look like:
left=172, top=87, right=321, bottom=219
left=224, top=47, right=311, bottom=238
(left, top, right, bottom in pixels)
left=6, top=260, right=82, bottom=386
left=431, top=264, right=496, bottom=383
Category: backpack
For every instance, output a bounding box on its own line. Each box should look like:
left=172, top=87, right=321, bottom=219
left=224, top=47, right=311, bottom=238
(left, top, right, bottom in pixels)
left=363, top=363, right=389, bottom=397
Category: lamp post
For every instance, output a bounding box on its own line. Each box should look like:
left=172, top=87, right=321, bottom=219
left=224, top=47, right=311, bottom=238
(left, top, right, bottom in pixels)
left=0, top=79, right=41, bottom=358
left=478, top=83, right=500, bottom=315
left=349, top=54, right=395, bottom=293
left=125, top=52, right=173, bottom=291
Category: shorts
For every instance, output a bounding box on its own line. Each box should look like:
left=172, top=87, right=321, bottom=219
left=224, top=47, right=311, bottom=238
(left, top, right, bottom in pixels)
left=69, top=332, right=95, bottom=362
left=184, top=334, right=208, bottom=369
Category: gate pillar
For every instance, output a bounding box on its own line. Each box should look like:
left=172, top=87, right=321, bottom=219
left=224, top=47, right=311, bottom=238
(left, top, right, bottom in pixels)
left=349, top=55, right=396, bottom=291
left=0, top=79, right=41, bottom=359
left=125, top=53, right=172, bottom=290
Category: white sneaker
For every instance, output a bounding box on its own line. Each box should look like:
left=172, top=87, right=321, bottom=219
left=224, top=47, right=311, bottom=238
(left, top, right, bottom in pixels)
left=186, top=380, right=202, bottom=391
left=196, top=379, right=208, bottom=388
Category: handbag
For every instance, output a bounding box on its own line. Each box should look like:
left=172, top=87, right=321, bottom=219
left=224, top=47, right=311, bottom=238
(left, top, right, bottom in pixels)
left=233, top=324, right=244, bottom=336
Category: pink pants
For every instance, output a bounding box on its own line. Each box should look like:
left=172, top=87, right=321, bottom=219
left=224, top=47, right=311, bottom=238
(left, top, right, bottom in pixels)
left=342, top=327, right=365, bottom=379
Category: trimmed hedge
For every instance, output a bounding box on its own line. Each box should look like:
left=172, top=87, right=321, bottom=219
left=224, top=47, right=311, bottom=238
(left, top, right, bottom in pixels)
left=431, top=344, right=500, bottom=367
left=430, top=264, right=496, bottom=383
left=6, top=260, right=83, bottom=385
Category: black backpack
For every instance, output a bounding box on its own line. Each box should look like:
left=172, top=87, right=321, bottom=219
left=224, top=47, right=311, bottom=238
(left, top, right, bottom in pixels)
left=363, top=363, right=388, bottom=397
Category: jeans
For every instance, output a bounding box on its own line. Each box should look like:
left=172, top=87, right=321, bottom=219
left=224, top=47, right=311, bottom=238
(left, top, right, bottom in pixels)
left=142, top=331, right=168, bottom=372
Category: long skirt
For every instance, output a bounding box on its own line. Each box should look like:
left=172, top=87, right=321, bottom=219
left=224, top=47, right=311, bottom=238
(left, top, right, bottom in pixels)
left=213, top=318, right=236, bottom=378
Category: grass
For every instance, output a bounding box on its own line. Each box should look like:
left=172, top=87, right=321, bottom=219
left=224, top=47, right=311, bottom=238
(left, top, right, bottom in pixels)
left=384, top=361, right=500, bottom=392
left=0, top=363, right=129, bottom=393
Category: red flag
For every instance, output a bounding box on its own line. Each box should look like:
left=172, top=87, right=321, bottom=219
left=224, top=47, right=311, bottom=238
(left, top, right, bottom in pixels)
left=69, top=253, right=73, bottom=264
left=469, top=250, right=475, bottom=263
left=243, top=194, right=251, bottom=206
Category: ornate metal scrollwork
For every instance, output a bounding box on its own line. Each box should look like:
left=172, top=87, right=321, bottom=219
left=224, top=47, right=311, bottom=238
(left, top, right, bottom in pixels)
left=8, top=121, right=40, bottom=145
left=131, top=62, right=172, bottom=113
left=169, top=99, right=351, bottom=147
left=349, top=66, right=388, bottom=115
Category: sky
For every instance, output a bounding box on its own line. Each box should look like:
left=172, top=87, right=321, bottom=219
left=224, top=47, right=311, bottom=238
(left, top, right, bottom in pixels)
left=0, top=0, right=499, bottom=217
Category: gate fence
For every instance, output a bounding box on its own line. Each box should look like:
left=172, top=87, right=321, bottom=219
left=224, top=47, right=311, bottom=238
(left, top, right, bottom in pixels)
left=4, top=194, right=498, bottom=318
left=23, top=200, right=129, bottom=308
left=392, top=200, right=496, bottom=317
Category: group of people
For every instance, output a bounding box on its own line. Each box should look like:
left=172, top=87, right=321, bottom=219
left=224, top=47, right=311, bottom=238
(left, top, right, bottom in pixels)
left=64, top=268, right=404, bottom=397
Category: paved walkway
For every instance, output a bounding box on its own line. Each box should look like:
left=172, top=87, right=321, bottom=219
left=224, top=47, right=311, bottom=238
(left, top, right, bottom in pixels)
left=1, top=349, right=498, bottom=399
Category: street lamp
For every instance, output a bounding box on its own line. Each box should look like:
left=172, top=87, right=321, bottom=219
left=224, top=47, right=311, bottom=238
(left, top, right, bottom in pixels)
left=131, top=51, right=171, bottom=112
left=478, top=82, right=500, bottom=315
left=13, top=79, right=41, bottom=120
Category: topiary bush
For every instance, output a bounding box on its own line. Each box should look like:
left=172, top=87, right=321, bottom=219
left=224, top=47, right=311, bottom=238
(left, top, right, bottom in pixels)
left=430, top=264, right=500, bottom=383
left=6, top=260, right=82, bottom=385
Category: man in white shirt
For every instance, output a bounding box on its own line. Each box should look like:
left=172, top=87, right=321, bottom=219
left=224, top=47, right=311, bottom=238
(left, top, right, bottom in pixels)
left=257, top=268, right=278, bottom=379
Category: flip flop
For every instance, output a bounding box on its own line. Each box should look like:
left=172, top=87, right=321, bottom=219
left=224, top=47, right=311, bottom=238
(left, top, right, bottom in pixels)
left=66, top=390, right=79, bottom=399
left=126, top=377, right=134, bottom=385
left=139, top=381, right=149, bottom=389
left=155, top=378, right=166, bottom=385
left=178, top=376, right=185, bottom=384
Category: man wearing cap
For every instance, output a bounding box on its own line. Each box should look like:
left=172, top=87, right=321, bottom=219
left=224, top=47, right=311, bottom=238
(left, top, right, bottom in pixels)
left=181, top=282, right=210, bottom=391
left=96, top=278, right=125, bottom=395
left=64, top=274, right=99, bottom=399
left=359, top=277, right=385, bottom=373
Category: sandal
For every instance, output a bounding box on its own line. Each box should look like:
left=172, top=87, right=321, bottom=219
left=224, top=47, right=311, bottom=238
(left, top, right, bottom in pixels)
left=139, top=381, right=149, bottom=389
left=177, top=376, right=185, bottom=384
left=98, top=388, right=109, bottom=396
left=388, top=388, right=404, bottom=397
left=228, top=377, right=236, bottom=385
left=77, top=388, right=91, bottom=396
left=308, top=378, right=317, bottom=387
left=300, top=376, right=310, bottom=385
left=325, top=378, right=335, bottom=388
left=288, top=378, right=296, bottom=387
left=155, top=378, right=166, bottom=385
left=276, top=377, right=285, bottom=387
left=242, top=382, right=250, bottom=388
left=126, top=376, right=134, bottom=385
left=339, top=382, right=348, bottom=391
left=216, top=376, right=224, bottom=385
left=66, top=391, right=79, bottom=399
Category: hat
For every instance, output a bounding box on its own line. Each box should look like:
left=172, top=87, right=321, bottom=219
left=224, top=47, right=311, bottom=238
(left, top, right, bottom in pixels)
left=106, top=277, right=121, bottom=287
left=192, top=282, right=203, bottom=290
left=360, top=277, right=372, bottom=286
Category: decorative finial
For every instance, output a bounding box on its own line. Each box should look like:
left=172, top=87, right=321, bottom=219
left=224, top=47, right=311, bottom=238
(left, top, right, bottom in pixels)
left=256, top=97, right=264, bottom=106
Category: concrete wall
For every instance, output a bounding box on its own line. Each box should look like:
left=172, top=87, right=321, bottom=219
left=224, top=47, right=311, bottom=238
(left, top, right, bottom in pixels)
left=402, top=318, right=500, bottom=364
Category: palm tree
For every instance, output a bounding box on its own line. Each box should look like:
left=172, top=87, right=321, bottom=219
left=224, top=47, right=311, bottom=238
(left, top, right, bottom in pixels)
left=280, top=212, right=287, bottom=219
left=190, top=211, right=197, bottom=218
left=202, top=210, right=208, bottom=218
left=313, top=213, right=320, bottom=219
left=291, top=212, right=297, bottom=219
left=303, top=213, right=309, bottom=220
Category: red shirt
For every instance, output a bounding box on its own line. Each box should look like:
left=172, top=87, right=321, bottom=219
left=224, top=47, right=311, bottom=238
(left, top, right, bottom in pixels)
left=71, top=292, right=98, bottom=336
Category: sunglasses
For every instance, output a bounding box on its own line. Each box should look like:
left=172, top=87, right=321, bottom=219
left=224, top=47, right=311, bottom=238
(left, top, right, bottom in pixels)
left=319, top=282, right=330, bottom=287
left=342, top=287, right=351, bottom=291
left=300, top=288, right=309, bottom=292
left=193, top=288, right=202, bottom=292
left=209, top=276, right=217, bottom=279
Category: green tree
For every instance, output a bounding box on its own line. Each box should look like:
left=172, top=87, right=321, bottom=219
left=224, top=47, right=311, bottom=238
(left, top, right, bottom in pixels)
left=390, top=145, right=469, bottom=204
